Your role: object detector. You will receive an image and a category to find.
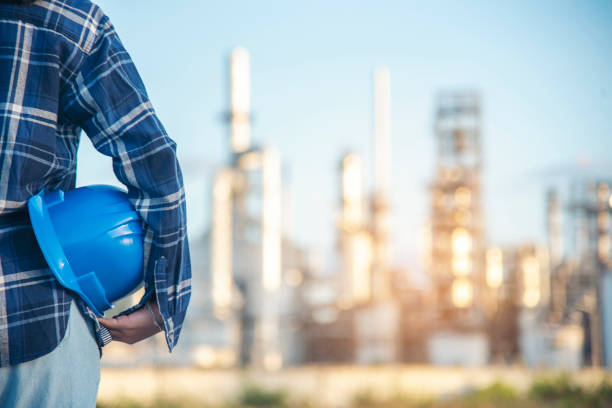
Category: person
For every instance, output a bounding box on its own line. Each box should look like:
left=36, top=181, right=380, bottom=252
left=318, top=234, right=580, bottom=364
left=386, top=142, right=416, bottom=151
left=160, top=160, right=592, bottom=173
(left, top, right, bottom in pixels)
left=0, top=0, right=192, bottom=406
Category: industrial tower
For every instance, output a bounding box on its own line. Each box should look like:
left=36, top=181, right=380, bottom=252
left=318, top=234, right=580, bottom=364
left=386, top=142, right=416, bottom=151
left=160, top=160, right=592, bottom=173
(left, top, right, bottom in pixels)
left=210, top=47, right=283, bottom=370
left=338, top=152, right=371, bottom=306
left=338, top=68, right=393, bottom=307
left=371, top=68, right=393, bottom=301
left=563, top=180, right=612, bottom=366
left=429, top=91, right=486, bottom=329
left=337, top=68, right=398, bottom=364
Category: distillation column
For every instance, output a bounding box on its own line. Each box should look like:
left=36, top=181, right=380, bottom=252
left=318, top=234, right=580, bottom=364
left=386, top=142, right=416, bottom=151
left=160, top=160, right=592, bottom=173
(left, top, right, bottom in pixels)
left=429, top=91, right=485, bottom=326
left=255, top=147, right=283, bottom=370
left=339, top=153, right=372, bottom=306
left=211, top=47, right=284, bottom=369
left=211, top=169, right=235, bottom=319
left=371, top=68, right=392, bottom=300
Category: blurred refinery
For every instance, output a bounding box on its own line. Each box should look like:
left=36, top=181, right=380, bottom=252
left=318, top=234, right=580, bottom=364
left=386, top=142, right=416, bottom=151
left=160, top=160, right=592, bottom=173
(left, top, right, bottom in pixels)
left=101, top=47, right=612, bottom=372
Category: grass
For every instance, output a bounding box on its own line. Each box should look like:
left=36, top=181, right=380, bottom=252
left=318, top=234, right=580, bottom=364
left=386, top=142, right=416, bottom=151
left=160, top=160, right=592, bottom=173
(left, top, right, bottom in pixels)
left=236, top=386, right=288, bottom=408
left=527, top=374, right=612, bottom=408
left=347, top=378, right=612, bottom=408
left=97, top=375, right=612, bottom=408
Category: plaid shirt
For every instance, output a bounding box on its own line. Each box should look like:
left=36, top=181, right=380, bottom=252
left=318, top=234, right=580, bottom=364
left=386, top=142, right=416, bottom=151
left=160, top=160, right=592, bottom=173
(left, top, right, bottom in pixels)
left=0, top=0, right=191, bottom=366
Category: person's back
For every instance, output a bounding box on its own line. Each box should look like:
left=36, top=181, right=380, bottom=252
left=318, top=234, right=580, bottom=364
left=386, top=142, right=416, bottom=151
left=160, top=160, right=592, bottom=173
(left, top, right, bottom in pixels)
left=0, top=0, right=191, bottom=405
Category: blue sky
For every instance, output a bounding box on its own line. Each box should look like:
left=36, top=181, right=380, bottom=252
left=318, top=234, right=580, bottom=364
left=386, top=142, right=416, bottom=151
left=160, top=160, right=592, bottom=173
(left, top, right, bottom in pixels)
left=80, top=0, right=612, bottom=273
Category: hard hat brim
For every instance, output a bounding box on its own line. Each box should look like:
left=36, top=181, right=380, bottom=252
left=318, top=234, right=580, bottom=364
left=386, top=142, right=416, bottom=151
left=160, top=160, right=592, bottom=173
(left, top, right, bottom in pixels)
left=28, top=189, right=110, bottom=317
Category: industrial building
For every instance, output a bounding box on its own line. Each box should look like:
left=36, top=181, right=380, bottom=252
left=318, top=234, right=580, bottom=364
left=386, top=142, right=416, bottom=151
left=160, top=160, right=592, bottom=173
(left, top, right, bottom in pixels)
left=204, top=47, right=312, bottom=369
left=534, top=180, right=612, bottom=368
left=426, top=91, right=489, bottom=366
left=97, top=48, right=612, bottom=372
left=328, top=68, right=401, bottom=365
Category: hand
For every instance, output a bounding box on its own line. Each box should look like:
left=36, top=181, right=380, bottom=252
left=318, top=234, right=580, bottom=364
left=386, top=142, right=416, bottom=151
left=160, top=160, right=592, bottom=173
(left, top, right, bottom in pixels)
left=97, top=301, right=163, bottom=345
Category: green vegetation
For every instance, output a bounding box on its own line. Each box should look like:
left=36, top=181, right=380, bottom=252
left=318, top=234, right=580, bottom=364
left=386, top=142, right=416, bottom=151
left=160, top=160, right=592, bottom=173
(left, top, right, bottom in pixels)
left=236, top=386, right=288, bottom=408
left=462, top=382, right=520, bottom=407
left=97, top=375, right=612, bottom=408
left=527, top=375, right=612, bottom=408
left=528, top=374, right=584, bottom=403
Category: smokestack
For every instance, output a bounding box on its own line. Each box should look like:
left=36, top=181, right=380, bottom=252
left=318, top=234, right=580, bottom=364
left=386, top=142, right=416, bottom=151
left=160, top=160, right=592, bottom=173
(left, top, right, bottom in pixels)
left=371, top=67, right=392, bottom=300
left=229, top=47, right=251, bottom=153
left=374, top=67, right=391, bottom=199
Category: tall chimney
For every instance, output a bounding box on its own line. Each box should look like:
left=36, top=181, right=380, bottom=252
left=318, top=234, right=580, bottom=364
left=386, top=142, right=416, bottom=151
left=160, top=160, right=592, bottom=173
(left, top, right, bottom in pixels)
left=229, top=47, right=251, bottom=153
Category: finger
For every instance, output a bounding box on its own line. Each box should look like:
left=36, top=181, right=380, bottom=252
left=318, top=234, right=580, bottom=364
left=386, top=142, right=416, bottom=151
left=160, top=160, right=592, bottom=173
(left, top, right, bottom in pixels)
left=98, top=314, right=133, bottom=328
left=111, top=314, right=133, bottom=325
left=97, top=317, right=120, bottom=329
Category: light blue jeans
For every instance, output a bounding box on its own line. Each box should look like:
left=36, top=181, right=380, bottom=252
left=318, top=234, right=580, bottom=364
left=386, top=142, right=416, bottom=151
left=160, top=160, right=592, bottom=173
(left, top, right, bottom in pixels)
left=0, top=301, right=101, bottom=407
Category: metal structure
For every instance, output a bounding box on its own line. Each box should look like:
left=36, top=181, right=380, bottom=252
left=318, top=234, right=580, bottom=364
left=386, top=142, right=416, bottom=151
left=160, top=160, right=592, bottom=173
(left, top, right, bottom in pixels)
left=371, top=68, right=393, bottom=301
left=337, top=68, right=393, bottom=308
left=333, top=68, right=399, bottom=364
left=547, top=189, right=563, bottom=267
left=338, top=153, right=371, bottom=306
left=210, top=47, right=284, bottom=369
left=229, top=47, right=251, bottom=153
left=211, top=168, right=234, bottom=319
left=556, top=180, right=612, bottom=366
left=429, top=91, right=485, bottom=328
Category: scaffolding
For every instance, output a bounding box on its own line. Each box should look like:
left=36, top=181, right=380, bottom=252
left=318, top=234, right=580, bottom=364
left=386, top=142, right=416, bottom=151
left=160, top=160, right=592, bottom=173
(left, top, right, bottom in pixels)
left=429, top=91, right=485, bottom=329
left=553, top=180, right=612, bottom=367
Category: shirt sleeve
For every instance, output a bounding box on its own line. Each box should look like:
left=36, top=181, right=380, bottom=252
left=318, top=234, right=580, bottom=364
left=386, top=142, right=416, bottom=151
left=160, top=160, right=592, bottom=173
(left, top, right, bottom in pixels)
left=60, top=14, right=191, bottom=352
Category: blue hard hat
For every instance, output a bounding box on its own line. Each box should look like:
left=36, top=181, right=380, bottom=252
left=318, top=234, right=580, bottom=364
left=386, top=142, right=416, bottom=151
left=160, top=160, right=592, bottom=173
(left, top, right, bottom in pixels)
left=28, top=185, right=144, bottom=316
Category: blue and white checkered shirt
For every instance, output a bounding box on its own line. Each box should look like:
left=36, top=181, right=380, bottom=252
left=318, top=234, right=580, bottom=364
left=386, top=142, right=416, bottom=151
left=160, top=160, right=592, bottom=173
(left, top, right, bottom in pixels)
left=0, top=0, right=191, bottom=366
